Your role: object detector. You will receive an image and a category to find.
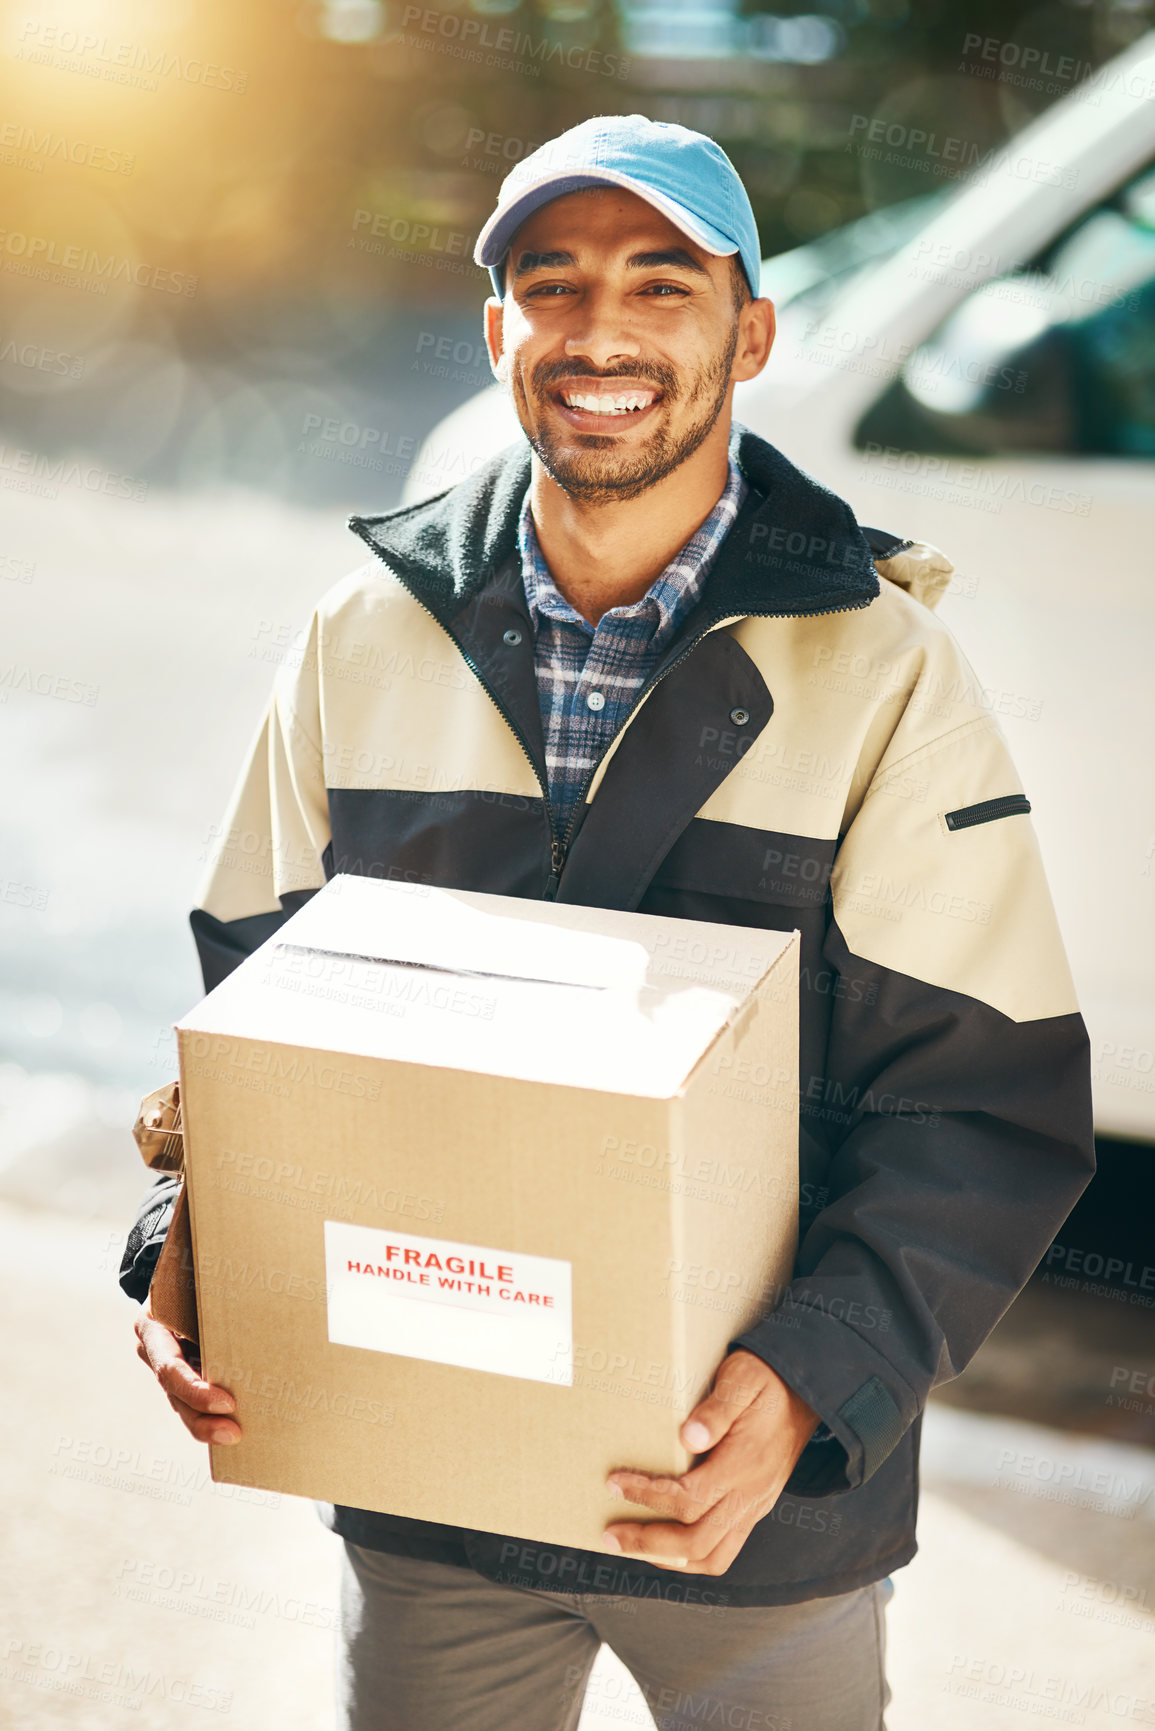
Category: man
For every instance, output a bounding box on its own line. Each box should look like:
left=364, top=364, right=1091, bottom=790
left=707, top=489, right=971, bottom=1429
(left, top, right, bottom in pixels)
left=124, top=116, right=1094, bottom=1730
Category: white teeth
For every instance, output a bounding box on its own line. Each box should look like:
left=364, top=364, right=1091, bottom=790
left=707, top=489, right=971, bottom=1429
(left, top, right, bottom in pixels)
left=562, top=391, right=655, bottom=415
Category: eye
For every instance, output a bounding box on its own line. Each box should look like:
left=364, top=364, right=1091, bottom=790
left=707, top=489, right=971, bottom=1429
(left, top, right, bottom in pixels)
left=641, top=283, right=690, bottom=297
left=523, top=282, right=574, bottom=298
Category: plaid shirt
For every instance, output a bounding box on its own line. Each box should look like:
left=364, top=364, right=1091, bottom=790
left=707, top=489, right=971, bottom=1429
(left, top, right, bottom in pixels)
left=518, top=458, right=748, bottom=844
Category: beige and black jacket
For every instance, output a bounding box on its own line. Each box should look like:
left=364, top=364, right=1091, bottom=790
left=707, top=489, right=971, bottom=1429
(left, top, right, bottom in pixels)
left=124, top=423, right=1094, bottom=1606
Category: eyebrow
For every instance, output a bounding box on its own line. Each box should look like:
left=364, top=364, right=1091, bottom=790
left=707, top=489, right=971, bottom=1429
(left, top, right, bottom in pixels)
left=511, top=246, right=710, bottom=279
left=626, top=248, right=709, bottom=275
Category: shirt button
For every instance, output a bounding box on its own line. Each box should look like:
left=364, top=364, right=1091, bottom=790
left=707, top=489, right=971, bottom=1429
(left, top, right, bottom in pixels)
left=587, top=691, right=606, bottom=712
left=730, top=706, right=750, bottom=726
left=503, top=628, right=523, bottom=647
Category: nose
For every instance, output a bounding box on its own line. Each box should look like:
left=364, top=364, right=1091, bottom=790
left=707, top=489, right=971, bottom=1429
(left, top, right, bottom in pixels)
left=562, top=288, right=641, bottom=371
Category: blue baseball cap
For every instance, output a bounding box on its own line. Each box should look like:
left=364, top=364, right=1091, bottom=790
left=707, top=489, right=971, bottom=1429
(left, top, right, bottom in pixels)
left=474, top=114, right=761, bottom=301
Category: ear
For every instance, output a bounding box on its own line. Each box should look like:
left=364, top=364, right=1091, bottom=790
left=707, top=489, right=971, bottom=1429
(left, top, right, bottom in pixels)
left=484, top=297, right=506, bottom=380
left=731, top=298, right=776, bottom=385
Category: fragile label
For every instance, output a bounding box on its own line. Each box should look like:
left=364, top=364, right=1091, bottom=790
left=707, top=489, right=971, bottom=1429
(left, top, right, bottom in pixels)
left=323, top=1221, right=573, bottom=1385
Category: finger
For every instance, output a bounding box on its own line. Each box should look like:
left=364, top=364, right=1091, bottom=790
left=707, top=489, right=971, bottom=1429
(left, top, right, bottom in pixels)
left=607, top=1492, right=738, bottom=1564
left=669, top=1522, right=754, bottom=1579
left=609, top=1389, right=782, bottom=1516
left=136, top=1312, right=236, bottom=1416
left=603, top=1521, right=692, bottom=1569
left=692, top=1482, right=780, bottom=1576
left=136, top=1310, right=212, bottom=1391
left=158, top=1352, right=237, bottom=1417
left=607, top=1489, right=758, bottom=1571
left=604, top=1497, right=743, bottom=1568
left=606, top=1470, right=723, bottom=1524
left=680, top=1351, right=773, bottom=1453
left=164, top=1386, right=242, bottom=1446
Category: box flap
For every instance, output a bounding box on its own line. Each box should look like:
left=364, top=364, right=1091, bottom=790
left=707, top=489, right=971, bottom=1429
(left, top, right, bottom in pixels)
left=275, top=875, right=651, bottom=991
left=177, top=876, right=798, bottom=1099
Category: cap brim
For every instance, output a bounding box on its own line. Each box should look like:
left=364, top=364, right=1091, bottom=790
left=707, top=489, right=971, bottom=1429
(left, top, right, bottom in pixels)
left=474, top=169, right=739, bottom=275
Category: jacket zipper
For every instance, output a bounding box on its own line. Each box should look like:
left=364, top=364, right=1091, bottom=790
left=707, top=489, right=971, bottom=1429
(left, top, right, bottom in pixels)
left=541, top=613, right=743, bottom=899
left=355, top=540, right=872, bottom=900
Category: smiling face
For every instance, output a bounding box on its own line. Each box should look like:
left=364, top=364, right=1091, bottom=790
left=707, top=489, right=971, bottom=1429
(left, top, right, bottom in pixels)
left=486, top=188, right=767, bottom=506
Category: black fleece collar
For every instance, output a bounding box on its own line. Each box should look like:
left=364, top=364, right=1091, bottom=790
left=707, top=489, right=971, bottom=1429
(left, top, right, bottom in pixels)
left=348, top=421, right=879, bottom=626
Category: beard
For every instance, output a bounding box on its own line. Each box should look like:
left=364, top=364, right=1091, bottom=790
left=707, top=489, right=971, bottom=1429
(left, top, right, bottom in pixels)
left=507, top=326, right=739, bottom=506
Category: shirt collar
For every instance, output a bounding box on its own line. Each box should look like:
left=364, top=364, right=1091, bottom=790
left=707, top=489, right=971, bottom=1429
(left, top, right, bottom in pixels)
left=518, top=457, right=748, bottom=648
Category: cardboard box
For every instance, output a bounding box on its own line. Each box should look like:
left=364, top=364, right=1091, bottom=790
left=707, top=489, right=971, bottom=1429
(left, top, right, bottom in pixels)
left=176, top=874, right=799, bottom=1552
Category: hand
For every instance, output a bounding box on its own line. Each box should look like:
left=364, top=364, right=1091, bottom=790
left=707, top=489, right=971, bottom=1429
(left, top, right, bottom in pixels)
left=603, top=1349, right=819, bottom=1575
left=134, top=1295, right=241, bottom=1447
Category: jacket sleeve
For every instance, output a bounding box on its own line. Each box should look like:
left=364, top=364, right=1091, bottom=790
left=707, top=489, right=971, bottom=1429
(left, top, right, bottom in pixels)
left=118, top=1171, right=184, bottom=1302
left=732, top=702, right=1095, bottom=1495
left=188, top=611, right=331, bottom=992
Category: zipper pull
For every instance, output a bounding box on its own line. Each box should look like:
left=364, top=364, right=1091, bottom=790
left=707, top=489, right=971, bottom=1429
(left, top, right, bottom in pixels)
left=544, top=838, right=566, bottom=901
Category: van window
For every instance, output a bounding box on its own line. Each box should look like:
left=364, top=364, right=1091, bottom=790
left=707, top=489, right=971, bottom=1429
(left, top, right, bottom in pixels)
left=855, top=161, right=1155, bottom=457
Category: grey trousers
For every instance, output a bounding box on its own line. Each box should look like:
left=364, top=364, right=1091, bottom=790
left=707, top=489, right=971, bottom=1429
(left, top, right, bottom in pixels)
left=336, top=1541, right=893, bottom=1731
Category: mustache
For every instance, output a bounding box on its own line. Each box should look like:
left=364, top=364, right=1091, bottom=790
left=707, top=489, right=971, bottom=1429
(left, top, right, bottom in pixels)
left=529, top=359, right=679, bottom=397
